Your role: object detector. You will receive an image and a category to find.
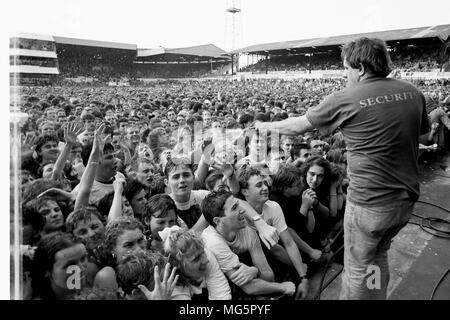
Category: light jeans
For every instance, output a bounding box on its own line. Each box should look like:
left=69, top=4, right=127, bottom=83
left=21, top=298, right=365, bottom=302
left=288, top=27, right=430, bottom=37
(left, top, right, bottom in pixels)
left=339, top=198, right=414, bottom=300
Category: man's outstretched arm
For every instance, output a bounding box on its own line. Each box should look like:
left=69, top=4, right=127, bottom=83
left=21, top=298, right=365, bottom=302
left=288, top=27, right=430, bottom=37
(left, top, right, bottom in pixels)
left=255, top=115, right=314, bottom=136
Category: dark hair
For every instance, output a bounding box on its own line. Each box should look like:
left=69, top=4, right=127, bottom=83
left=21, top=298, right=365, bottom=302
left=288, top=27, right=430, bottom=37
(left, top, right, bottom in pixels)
left=104, top=216, right=144, bottom=253
left=81, top=142, right=115, bottom=167
left=300, top=155, right=331, bottom=191
left=201, top=190, right=233, bottom=228
left=326, top=148, right=346, bottom=165
left=124, top=178, right=146, bottom=204
left=328, top=162, right=345, bottom=184
left=144, top=194, right=177, bottom=223
left=117, top=118, right=129, bottom=126
left=34, top=134, right=59, bottom=162
left=237, top=166, right=262, bottom=190
left=163, top=157, right=194, bottom=178
left=271, top=164, right=303, bottom=194
left=22, top=204, right=46, bottom=245
left=81, top=113, right=95, bottom=121
left=116, top=249, right=168, bottom=296
left=31, top=232, right=82, bottom=299
left=341, top=37, right=391, bottom=77
left=205, top=171, right=224, bottom=191
left=148, top=175, right=166, bottom=196
left=291, top=142, right=310, bottom=159
left=65, top=206, right=105, bottom=234
left=22, top=178, right=68, bottom=204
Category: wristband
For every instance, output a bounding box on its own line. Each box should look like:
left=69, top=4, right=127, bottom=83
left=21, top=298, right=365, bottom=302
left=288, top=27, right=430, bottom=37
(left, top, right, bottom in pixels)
left=297, top=275, right=308, bottom=285
left=252, top=215, right=262, bottom=222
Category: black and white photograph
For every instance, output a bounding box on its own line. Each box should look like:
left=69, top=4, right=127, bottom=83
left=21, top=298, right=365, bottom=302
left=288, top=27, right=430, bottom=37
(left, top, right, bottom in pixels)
left=3, top=0, right=450, bottom=307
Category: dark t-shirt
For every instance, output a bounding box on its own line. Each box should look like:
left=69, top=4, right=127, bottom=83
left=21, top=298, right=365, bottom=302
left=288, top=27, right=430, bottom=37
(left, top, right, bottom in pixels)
left=306, top=77, right=430, bottom=206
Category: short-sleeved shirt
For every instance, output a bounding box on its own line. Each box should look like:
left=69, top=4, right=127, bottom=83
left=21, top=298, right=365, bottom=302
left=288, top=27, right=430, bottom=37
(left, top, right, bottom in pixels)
left=201, top=225, right=259, bottom=273
left=306, top=76, right=429, bottom=206
left=171, top=247, right=231, bottom=300
left=71, top=172, right=126, bottom=206
left=245, top=200, right=288, bottom=234
left=169, top=190, right=210, bottom=228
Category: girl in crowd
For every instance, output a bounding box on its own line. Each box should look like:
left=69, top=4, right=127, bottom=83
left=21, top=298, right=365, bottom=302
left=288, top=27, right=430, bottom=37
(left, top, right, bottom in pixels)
left=24, top=197, right=65, bottom=239
left=299, top=156, right=338, bottom=249
left=31, top=232, right=88, bottom=300
left=93, top=216, right=147, bottom=290
left=270, top=164, right=324, bottom=264
left=161, top=226, right=232, bottom=300
left=142, top=193, right=186, bottom=252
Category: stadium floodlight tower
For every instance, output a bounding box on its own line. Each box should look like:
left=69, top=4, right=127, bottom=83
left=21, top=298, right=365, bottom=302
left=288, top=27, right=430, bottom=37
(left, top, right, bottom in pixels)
left=225, top=0, right=242, bottom=75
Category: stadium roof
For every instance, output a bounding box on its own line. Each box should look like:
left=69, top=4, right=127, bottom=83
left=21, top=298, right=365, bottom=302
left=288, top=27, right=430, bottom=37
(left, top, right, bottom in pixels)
left=54, top=36, right=137, bottom=51
left=11, top=33, right=54, bottom=42
left=137, top=44, right=230, bottom=62
left=230, top=24, right=450, bottom=54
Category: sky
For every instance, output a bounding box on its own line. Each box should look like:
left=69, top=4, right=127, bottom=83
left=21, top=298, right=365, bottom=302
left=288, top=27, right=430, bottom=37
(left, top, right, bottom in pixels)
left=6, top=0, right=450, bottom=51
left=1, top=0, right=450, bottom=299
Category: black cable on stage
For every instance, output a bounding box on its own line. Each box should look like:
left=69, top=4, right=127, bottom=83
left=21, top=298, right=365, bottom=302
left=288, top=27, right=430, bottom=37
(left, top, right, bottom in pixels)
left=430, top=267, right=450, bottom=300
left=409, top=200, right=450, bottom=238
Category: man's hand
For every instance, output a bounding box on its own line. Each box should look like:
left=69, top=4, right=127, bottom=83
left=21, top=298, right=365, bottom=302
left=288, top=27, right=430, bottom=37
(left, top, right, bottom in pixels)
left=64, top=121, right=84, bottom=145
left=138, top=263, right=179, bottom=300
left=295, top=279, right=309, bottom=300
left=281, top=281, right=296, bottom=296
left=37, top=188, right=75, bottom=202
left=93, top=123, right=107, bottom=155
left=113, top=177, right=125, bottom=194
left=221, top=163, right=235, bottom=179
left=228, top=264, right=258, bottom=286
left=309, top=249, right=322, bottom=262
left=253, top=120, right=267, bottom=131
left=22, top=132, right=38, bottom=151
left=257, top=223, right=279, bottom=249
left=430, top=122, right=439, bottom=135
left=239, top=199, right=280, bottom=248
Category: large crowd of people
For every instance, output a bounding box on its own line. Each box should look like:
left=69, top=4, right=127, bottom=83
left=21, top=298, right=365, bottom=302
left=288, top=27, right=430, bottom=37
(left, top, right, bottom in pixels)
left=13, top=59, right=450, bottom=300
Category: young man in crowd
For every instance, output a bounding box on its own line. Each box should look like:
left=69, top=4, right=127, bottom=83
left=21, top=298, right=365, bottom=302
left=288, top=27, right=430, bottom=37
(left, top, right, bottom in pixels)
left=201, top=191, right=297, bottom=299
left=238, top=166, right=309, bottom=299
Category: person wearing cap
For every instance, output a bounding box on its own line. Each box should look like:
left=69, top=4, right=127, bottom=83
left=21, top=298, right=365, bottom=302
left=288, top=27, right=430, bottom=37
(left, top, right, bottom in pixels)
left=256, top=37, right=429, bottom=300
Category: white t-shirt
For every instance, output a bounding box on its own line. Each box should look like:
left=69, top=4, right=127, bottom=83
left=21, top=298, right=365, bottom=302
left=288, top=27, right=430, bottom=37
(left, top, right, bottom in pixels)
left=169, top=190, right=210, bottom=228
left=246, top=200, right=288, bottom=234
left=201, top=225, right=259, bottom=273
left=71, top=172, right=126, bottom=206
left=171, top=247, right=231, bottom=300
